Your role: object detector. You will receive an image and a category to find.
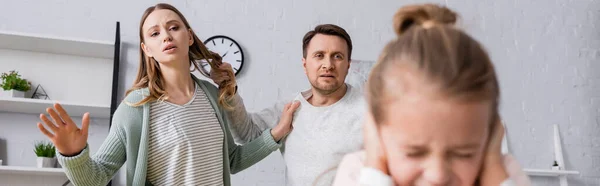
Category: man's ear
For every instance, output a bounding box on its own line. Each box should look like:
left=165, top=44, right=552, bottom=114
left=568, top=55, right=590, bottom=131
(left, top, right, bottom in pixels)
left=141, top=42, right=153, bottom=57
left=302, top=57, right=307, bottom=75
left=347, top=59, right=351, bottom=70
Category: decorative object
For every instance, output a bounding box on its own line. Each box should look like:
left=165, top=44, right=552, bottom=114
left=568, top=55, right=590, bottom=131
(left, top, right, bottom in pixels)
left=0, top=70, right=31, bottom=98
left=552, top=161, right=560, bottom=170
left=507, top=124, right=579, bottom=186
left=201, top=35, right=245, bottom=77
left=0, top=22, right=121, bottom=186
left=34, top=141, right=56, bottom=168
left=30, top=84, right=50, bottom=100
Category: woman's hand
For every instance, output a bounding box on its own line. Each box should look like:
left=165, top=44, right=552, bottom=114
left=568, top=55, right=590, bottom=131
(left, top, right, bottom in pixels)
left=270, top=101, right=301, bottom=142
left=210, top=62, right=235, bottom=87
left=37, top=103, right=90, bottom=157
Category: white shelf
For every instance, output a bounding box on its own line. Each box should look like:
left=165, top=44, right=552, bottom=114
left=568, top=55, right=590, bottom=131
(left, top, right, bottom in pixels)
left=0, top=30, right=114, bottom=59
left=0, top=166, right=65, bottom=176
left=0, top=97, right=110, bottom=119
left=524, top=169, right=580, bottom=177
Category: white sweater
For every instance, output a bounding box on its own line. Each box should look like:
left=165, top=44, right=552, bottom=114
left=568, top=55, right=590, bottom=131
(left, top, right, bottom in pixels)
left=227, top=84, right=366, bottom=186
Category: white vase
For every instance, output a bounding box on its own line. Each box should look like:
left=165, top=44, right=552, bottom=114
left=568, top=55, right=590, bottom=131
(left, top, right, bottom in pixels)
left=1, top=89, right=25, bottom=98
left=36, top=157, right=56, bottom=168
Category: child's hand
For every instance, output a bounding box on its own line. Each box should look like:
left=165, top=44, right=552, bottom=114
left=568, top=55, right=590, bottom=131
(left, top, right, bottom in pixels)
left=364, top=112, right=389, bottom=174
left=480, top=117, right=509, bottom=185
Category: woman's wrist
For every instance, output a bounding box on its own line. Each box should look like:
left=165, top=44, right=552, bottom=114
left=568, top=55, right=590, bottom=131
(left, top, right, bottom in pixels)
left=270, top=125, right=287, bottom=142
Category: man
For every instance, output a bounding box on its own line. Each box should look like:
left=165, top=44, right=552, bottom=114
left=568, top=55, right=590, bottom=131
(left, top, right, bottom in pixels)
left=212, top=24, right=365, bottom=186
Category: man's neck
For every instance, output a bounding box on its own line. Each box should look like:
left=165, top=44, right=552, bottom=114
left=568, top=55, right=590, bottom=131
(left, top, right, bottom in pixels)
left=307, top=84, right=348, bottom=107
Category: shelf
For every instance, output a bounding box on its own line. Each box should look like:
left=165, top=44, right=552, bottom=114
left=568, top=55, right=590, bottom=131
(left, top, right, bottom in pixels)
left=0, top=166, right=65, bottom=176
left=0, top=97, right=110, bottom=119
left=0, top=30, right=114, bottom=59
left=523, top=169, right=580, bottom=177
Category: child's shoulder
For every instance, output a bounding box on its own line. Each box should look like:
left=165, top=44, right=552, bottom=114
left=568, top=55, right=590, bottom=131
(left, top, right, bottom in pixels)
left=340, top=151, right=366, bottom=167
left=332, top=151, right=365, bottom=186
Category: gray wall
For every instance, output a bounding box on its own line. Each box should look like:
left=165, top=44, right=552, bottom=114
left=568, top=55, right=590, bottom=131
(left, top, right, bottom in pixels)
left=0, top=0, right=598, bottom=185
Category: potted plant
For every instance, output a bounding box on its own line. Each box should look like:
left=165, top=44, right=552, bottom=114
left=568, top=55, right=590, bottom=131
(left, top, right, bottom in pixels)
left=1, top=70, right=32, bottom=98
left=34, top=141, right=56, bottom=168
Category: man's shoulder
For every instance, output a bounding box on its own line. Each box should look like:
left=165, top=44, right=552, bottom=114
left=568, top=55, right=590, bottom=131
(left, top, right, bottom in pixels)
left=345, top=84, right=367, bottom=106
left=347, top=83, right=365, bottom=97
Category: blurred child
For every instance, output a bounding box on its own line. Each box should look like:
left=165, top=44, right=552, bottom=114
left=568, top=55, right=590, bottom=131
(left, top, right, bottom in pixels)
left=332, top=3, right=531, bottom=186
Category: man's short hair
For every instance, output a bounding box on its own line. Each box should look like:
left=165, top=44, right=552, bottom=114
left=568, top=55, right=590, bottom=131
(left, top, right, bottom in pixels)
left=302, top=24, right=353, bottom=59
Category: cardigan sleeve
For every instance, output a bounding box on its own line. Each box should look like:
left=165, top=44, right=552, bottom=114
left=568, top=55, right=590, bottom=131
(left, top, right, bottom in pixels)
left=56, top=102, right=133, bottom=186
left=195, top=78, right=283, bottom=173
left=221, top=103, right=282, bottom=173
left=225, top=93, right=287, bottom=144
left=226, top=127, right=283, bottom=174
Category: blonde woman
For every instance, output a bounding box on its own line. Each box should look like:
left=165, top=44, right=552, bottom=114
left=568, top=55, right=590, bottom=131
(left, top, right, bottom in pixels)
left=36, top=3, right=299, bottom=186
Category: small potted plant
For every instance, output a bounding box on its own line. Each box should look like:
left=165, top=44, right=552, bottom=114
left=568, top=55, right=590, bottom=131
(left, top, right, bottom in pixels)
left=34, top=141, right=56, bottom=168
left=1, top=70, right=32, bottom=98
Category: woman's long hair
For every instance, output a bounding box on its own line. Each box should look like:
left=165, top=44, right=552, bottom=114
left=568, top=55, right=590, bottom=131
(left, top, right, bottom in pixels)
left=126, top=3, right=236, bottom=109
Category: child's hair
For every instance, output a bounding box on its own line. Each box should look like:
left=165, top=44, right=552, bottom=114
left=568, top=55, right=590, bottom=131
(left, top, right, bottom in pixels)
left=367, top=3, right=500, bottom=125
left=126, top=3, right=236, bottom=109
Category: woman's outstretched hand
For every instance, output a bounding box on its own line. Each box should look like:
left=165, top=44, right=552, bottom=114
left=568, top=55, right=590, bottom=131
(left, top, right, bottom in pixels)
left=37, top=103, right=89, bottom=157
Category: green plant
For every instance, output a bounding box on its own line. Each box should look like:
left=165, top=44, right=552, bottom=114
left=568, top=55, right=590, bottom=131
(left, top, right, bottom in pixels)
left=1, top=70, right=31, bottom=91
left=33, top=141, right=56, bottom=158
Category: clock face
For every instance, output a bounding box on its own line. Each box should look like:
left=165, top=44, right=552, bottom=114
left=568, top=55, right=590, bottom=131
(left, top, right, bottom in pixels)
left=202, top=35, right=244, bottom=77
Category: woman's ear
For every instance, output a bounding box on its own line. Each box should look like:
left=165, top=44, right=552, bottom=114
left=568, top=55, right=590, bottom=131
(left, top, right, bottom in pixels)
left=141, top=42, right=153, bottom=57
left=188, top=29, right=194, bottom=46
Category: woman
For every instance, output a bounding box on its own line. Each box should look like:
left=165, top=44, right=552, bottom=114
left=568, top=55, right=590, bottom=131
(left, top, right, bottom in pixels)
left=332, top=4, right=531, bottom=186
left=36, top=3, right=299, bottom=186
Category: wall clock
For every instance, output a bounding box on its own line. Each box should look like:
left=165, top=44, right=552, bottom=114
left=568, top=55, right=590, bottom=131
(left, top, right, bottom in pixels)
left=201, top=35, right=245, bottom=77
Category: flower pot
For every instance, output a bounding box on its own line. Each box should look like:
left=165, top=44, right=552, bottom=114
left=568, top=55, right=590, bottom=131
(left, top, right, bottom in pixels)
left=1, top=89, right=25, bottom=98
left=36, top=157, right=56, bottom=168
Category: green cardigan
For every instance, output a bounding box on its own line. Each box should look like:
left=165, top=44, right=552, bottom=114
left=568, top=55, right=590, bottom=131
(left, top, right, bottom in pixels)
left=56, top=76, right=281, bottom=186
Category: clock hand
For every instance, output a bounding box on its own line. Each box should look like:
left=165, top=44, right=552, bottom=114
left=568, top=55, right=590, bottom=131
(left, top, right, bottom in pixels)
left=222, top=51, right=229, bottom=58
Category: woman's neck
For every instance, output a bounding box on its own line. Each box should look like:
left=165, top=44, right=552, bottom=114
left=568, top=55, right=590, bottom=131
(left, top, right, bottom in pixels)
left=159, top=60, right=195, bottom=98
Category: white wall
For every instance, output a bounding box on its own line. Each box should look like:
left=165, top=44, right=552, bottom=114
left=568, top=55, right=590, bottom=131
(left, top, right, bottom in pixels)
left=0, top=49, right=113, bottom=105
left=1, top=0, right=599, bottom=185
